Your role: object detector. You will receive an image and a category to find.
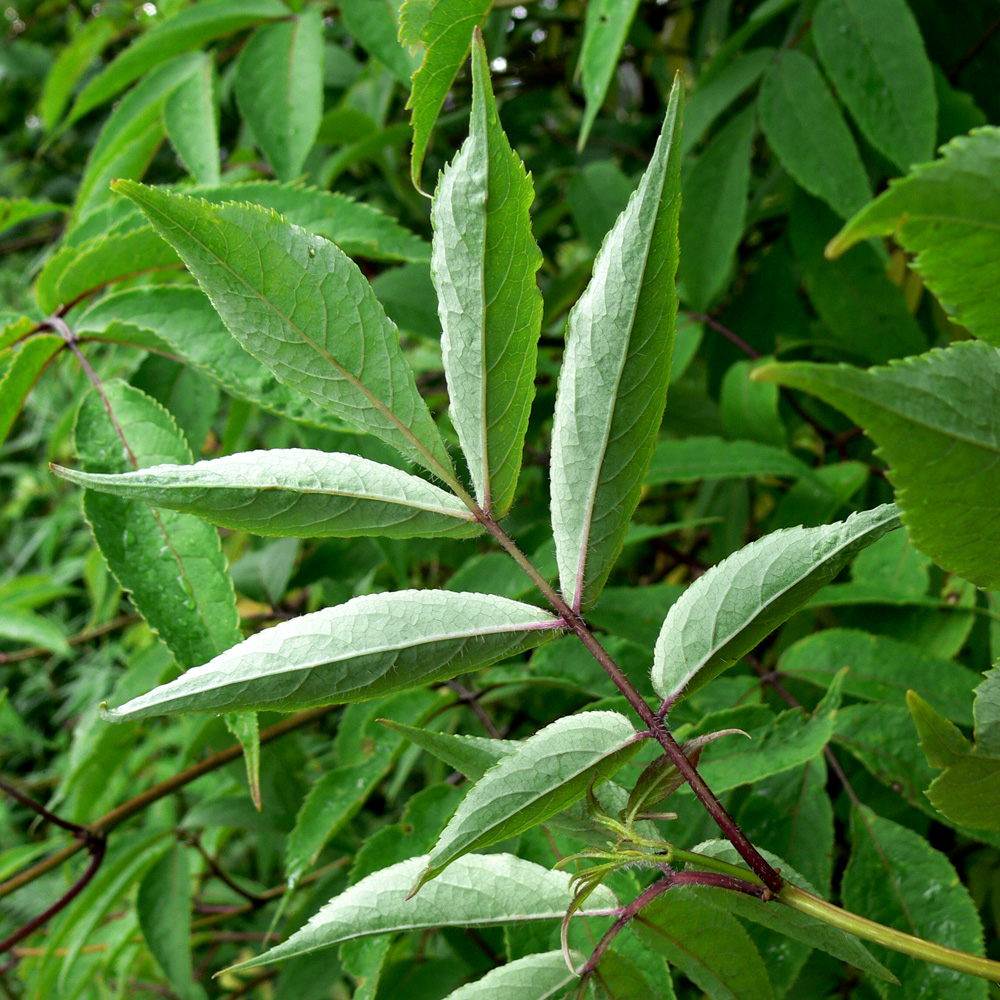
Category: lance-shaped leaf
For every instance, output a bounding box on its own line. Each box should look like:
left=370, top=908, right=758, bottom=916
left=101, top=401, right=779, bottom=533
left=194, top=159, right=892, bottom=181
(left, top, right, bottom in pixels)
left=0, top=334, right=64, bottom=449
left=101, top=590, right=562, bottom=721
left=54, top=449, right=481, bottom=541
left=755, top=344, right=1000, bottom=588
left=113, top=181, right=455, bottom=481
left=236, top=7, right=324, bottom=181
left=406, top=0, right=493, bottom=190
left=38, top=16, right=117, bottom=131
left=231, top=854, right=615, bottom=971
left=826, top=127, right=1000, bottom=345
left=0, top=198, right=63, bottom=237
left=550, top=80, right=683, bottom=612
left=441, top=950, right=585, bottom=1000
left=651, top=504, right=900, bottom=704
left=432, top=32, right=542, bottom=518
left=378, top=719, right=515, bottom=780
left=645, top=436, right=814, bottom=486
left=415, top=712, right=641, bottom=892
left=164, top=56, right=220, bottom=185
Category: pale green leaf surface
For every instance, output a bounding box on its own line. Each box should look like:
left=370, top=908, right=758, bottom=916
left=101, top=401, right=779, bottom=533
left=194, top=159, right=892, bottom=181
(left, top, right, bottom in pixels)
left=0, top=609, right=70, bottom=656
left=812, top=0, right=936, bottom=170
left=64, top=0, right=289, bottom=127
left=635, top=891, right=774, bottom=1000
left=645, top=436, right=813, bottom=486
left=441, top=950, right=582, bottom=1000
left=433, top=34, right=542, bottom=517
left=54, top=449, right=481, bottom=540
left=74, top=381, right=243, bottom=671
left=780, top=629, right=976, bottom=724
left=756, top=343, right=1000, bottom=587
left=687, top=841, right=895, bottom=981
left=974, top=668, right=1000, bottom=755
left=652, top=504, right=900, bottom=703
left=827, top=127, right=1000, bottom=344
left=228, top=853, right=617, bottom=969
left=101, top=590, right=561, bottom=721
left=236, top=8, right=324, bottom=181
left=843, top=806, right=988, bottom=999
left=758, top=51, right=870, bottom=219
left=38, top=16, right=117, bottom=130
left=0, top=197, right=64, bottom=237
left=678, top=106, right=754, bottom=310
left=114, top=182, right=454, bottom=479
left=164, top=58, right=220, bottom=185
left=419, top=712, right=640, bottom=888
left=576, top=0, right=641, bottom=150
left=0, top=335, right=64, bottom=449
left=551, top=83, right=683, bottom=611
left=407, top=0, right=493, bottom=190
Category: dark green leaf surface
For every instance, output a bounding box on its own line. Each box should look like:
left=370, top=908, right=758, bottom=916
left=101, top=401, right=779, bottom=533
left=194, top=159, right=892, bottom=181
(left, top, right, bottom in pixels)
left=54, top=450, right=482, bottom=540
left=339, top=0, right=419, bottom=86
left=758, top=51, right=871, bottom=219
left=101, top=590, right=561, bottom=720
left=228, top=853, right=617, bottom=969
left=644, top=436, right=813, bottom=486
left=433, top=33, right=542, bottom=518
left=828, top=127, right=1000, bottom=344
left=236, top=8, right=324, bottom=181
left=812, top=0, right=936, bottom=170
left=756, top=343, right=1000, bottom=587
left=114, top=183, right=454, bottom=480
left=652, top=504, right=900, bottom=703
left=0, top=334, right=63, bottom=448
left=550, top=81, right=683, bottom=611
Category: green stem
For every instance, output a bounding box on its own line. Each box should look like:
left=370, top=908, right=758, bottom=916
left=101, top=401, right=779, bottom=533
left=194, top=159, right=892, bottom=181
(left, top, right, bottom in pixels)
left=780, top=884, right=1000, bottom=983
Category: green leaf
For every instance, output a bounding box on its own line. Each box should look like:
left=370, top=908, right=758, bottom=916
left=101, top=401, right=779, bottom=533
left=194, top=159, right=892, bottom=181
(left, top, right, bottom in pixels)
left=433, top=32, right=542, bottom=518
left=842, top=806, right=988, bottom=999
left=0, top=334, right=64, bottom=449
left=755, top=343, right=1000, bottom=587
left=0, top=608, right=71, bottom=656
left=550, top=82, right=683, bottom=612
left=926, top=756, right=1000, bottom=832
left=63, top=0, right=289, bottom=128
left=758, top=51, right=870, bottom=219
left=678, top=107, right=754, bottom=310
left=644, top=436, right=813, bottom=486
left=236, top=8, right=324, bottom=181
left=651, top=504, right=900, bottom=704
left=812, top=0, right=936, bottom=171
left=576, top=0, right=642, bottom=150
left=0, top=197, right=64, bottom=237
left=417, top=711, right=641, bottom=889
left=686, top=841, right=896, bottom=982
left=164, top=57, right=220, bottom=185
left=908, top=691, right=973, bottom=768
left=101, top=590, right=561, bottom=721
left=719, top=359, right=785, bottom=448
left=227, top=853, right=617, bottom=969
left=634, top=891, right=775, bottom=1000
left=406, top=0, right=493, bottom=190
left=340, top=0, right=419, bottom=86
left=54, top=449, right=482, bottom=540
left=74, top=381, right=243, bottom=671
left=38, top=16, right=117, bottom=131
left=377, top=719, right=515, bottom=780
left=826, top=127, right=1000, bottom=344
left=113, top=182, right=454, bottom=480
left=137, top=842, right=199, bottom=1000
left=439, top=950, right=583, bottom=1000
left=973, top=667, right=1000, bottom=754
left=781, top=629, right=977, bottom=724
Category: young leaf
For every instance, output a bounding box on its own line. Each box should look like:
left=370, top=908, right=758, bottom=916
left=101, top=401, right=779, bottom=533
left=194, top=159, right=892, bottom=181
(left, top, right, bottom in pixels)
left=62, top=0, right=289, bottom=129
left=226, top=853, right=617, bottom=970
left=550, top=80, right=683, bottom=612
left=438, top=950, right=584, bottom=1000
left=0, top=334, right=64, bottom=449
left=406, top=0, right=493, bottom=190
left=137, top=842, right=197, bottom=1000
left=755, top=343, right=1000, bottom=587
left=54, top=450, right=482, bottom=540
left=576, top=0, right=641, bottom=150
left=101, top=591, right=562, bottom=721
left=758, top=51, right=870, bottom=219
left=236, top=7, right=324, bottom=181
left=812, top=0, right=936, bottom=171
left=113, top=182, right=455, bottom=481
left=433, top=31, right=542, bottom=518
left=416, top=712, right=641, bottom=891
left=826, top=127, right=1000, bottom=345
left=644, top=436, right=814, bottom=486
left=678, top=107, right=755, bottom=311
left=652, top=504, right=900, bottom=704
left=842, top=806, right=988, bottom=999
left=164, top=56, right=220, bottom=185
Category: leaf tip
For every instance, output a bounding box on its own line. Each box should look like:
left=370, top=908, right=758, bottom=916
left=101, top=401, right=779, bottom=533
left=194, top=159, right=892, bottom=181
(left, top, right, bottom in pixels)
left=98, top=701, right=123, bottom=723
left=406, top=866, right=435, bottom=900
